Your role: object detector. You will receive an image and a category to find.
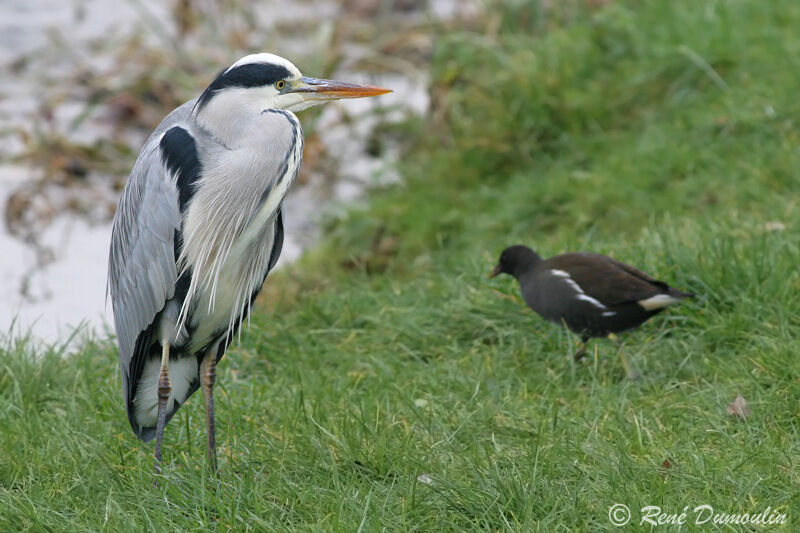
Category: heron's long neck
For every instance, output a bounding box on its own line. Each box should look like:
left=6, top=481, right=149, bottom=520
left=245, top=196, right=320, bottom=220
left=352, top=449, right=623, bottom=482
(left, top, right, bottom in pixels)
left=193, top=89, right=268, bottom=148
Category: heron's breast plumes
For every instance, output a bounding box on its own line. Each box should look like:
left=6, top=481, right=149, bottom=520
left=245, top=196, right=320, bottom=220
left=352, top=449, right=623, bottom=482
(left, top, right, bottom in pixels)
left=174, top=111, right=303, bottom=346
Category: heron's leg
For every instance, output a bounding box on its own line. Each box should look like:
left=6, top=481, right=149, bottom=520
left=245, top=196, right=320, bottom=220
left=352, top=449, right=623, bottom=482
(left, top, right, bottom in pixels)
left=154, top=341, right=172, bottom=476
left=200, top=349, right=218, bottom=474
left=572, top=336, right=589, bottom=361
left=609, top=334, right=641, bottom=380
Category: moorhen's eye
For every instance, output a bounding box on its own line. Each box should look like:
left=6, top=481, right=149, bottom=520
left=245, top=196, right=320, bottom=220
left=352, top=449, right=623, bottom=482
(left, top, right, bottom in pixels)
left=275, top=80, right=286, bottom=90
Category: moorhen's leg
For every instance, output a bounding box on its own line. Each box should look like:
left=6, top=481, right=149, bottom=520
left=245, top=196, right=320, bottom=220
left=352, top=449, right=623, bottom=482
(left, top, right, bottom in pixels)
left=609, top=334, right=641, bottom=380
left=572, top=336, right=589, bottom=361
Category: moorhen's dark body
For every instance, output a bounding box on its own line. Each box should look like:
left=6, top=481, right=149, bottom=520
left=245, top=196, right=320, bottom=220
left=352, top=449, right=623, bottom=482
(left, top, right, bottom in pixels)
left=491, top=245, right=692, bottom=362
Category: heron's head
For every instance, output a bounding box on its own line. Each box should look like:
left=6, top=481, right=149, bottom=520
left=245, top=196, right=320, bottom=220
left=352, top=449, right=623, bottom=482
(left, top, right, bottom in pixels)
left=491, top=245, right=542, bottom=279
left=194, top=53, right=390, bottom=120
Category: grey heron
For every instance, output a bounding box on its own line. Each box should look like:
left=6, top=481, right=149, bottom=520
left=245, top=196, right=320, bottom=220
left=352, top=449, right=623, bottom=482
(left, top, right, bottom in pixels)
left=108, top=53, right=390, bottom=474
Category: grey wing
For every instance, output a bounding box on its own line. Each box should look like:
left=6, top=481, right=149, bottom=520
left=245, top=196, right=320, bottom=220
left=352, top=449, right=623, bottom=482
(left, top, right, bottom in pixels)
left=108, top=139, right=181, bottom=405
left=108, top=100, right=195, bottom=404
left=552, top=253, right=665, bottom=306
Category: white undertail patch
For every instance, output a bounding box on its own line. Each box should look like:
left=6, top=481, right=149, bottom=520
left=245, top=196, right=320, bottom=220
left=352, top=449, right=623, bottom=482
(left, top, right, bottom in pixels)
left=133, top=356, right=198, bottom=428
left=637, top=294, right=683, bottom=311
left=549, top=269, right=607, bottom=310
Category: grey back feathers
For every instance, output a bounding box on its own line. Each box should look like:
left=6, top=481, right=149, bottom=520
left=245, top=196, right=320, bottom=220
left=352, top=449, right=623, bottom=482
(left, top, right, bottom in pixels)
left=109, top=101, right=193, bottom=401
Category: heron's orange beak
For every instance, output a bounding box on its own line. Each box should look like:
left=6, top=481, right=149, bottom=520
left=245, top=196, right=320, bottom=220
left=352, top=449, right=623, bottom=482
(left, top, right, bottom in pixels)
left=293, top=77, right=391, bottom=100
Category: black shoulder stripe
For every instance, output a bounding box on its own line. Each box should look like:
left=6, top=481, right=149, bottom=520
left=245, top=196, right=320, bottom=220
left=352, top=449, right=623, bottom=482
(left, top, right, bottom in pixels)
left=268, top=209, right=285, bottom=273
left=196, top=63, right=292, bottom=111
left=160, top=126, right=201, bottom=212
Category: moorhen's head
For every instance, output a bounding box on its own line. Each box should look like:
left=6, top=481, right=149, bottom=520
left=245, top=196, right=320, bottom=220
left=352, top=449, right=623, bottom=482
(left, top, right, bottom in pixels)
left=491, top=245, right=542, bottom=279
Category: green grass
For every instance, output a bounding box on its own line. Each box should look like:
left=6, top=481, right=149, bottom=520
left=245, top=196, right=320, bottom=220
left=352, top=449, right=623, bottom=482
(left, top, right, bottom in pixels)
left=2, top=0, right=800, bottom=530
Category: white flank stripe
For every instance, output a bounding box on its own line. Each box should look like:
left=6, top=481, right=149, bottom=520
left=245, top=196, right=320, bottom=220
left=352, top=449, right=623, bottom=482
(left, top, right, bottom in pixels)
left=549, top=269, right=607, bottom=310
left=637, top=294, right=682, bottom=311
left=602, top=310, right=617, bottom=317
left=575, top=293, right=607, bottom=309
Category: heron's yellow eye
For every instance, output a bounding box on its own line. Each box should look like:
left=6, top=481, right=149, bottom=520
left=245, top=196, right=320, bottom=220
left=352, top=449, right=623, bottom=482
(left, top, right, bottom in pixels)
left=275, top=80, right=286, bottom=90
